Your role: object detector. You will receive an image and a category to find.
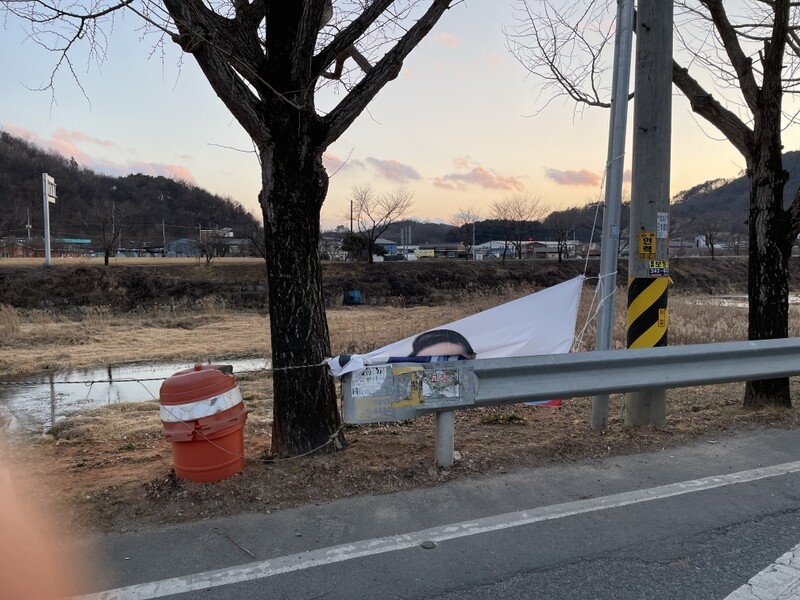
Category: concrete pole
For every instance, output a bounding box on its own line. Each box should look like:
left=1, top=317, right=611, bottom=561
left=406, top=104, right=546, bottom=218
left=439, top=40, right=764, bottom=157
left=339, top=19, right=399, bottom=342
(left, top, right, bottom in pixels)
left=591, top=0, right=635, bottom=430
left=624, top=0, right=673, bottom=427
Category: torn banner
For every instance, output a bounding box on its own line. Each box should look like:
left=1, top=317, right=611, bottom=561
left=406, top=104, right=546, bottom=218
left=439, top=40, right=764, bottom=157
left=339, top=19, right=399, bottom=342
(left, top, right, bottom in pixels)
left=327, top=275, right=585, bottom=403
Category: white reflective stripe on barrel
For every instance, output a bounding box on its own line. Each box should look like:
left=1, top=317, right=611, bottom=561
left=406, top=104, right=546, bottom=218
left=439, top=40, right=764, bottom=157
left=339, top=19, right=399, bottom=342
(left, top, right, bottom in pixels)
left=160, top=387, right=243, bottom=422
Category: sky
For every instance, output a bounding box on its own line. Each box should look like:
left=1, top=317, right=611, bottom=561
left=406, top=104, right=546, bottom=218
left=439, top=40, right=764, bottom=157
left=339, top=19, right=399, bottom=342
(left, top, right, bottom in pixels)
left=0, top=2, right=762, bottom=231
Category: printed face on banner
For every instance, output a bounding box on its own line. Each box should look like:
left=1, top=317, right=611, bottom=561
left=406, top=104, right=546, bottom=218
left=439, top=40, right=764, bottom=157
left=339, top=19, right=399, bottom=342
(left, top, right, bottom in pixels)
left=360, top=276, right=585, bottom=366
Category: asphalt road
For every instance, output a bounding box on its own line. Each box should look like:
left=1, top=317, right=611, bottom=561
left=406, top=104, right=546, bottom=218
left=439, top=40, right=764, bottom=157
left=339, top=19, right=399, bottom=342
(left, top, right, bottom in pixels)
left=70, top=428, right=800, bottom=600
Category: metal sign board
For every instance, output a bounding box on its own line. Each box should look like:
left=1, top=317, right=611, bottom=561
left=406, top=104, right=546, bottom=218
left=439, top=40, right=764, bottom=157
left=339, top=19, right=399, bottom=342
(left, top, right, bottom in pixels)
left=656, top=212, right=669, bottom=238
left=42, top=173, right=57, bottom=204
left=343, top=363, right=477, bottom=424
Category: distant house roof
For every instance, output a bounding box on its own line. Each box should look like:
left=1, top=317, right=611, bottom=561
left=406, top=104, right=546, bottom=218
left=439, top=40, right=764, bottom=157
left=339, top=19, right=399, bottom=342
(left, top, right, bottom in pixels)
left=375, top=238, right=397, bottom=246
left=419, top=242, right=465, bottom=250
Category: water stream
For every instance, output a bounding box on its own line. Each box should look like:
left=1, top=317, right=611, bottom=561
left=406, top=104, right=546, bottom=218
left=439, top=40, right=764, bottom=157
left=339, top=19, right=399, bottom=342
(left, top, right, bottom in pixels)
left=0, top=358, right=270, bottom=434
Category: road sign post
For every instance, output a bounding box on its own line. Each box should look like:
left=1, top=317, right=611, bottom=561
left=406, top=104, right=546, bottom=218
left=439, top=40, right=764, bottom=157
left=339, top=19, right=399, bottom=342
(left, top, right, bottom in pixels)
left=42, top=173, right=57, bottom=266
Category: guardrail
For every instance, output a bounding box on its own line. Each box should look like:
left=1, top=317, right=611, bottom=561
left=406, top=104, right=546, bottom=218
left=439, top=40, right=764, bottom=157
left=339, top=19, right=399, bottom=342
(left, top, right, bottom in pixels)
left=341, top=338, right=800, bottom=467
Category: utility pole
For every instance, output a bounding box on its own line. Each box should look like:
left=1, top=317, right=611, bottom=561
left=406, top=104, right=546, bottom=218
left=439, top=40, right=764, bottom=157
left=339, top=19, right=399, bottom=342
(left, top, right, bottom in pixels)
left=592, top=0, right=634, bottom=430
left=624, top=0, right=673, bottom=427
left=472, top=221, right=476, bottom=260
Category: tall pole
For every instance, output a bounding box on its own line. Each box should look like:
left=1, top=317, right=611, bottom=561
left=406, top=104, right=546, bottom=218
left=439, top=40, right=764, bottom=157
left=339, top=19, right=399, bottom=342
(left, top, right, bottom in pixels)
left=624, top=0, right=673, bottom=427
left=41, top=173, right=56, bottom=266
left=591, top=0, right=635, bottom=430
left=472, top=221, right=476, bottom=260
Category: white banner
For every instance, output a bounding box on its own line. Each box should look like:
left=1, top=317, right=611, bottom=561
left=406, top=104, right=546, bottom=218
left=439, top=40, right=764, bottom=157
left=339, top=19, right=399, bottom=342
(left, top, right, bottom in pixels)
left=328, top=275, right=584, bottom=379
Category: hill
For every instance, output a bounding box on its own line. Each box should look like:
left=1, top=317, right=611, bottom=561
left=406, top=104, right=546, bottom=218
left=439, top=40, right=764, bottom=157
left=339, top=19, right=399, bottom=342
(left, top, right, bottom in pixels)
left=671, top=150, right=800, bottom=222
left=0, top=131, right=260, bottom=247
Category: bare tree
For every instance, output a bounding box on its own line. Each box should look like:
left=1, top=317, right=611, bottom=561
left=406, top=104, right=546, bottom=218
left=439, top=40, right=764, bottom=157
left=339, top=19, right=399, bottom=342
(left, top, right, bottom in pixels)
left=667, top=213, right=692, bottom=257
left=694, top=214, right=725, bottom=261
left=509, top=0, right=800, bottom=407
left=349, top=184, right=414, bottom=263
left=544, top=207, right=580, bottom=262
left=242, top=223, right=267, bottom=262
left=3, top=0, right=456, bottom=455
left=582, top=190, right=631, bottom=257
left=490, top=193, right=546, bottom=262
left=197, top=228, right=229, bottom=266
left=449, top=207, right=481, bottom=259
left=87, top=191, right=124, bottom=267
left=727, top=214, right=748, bottom=257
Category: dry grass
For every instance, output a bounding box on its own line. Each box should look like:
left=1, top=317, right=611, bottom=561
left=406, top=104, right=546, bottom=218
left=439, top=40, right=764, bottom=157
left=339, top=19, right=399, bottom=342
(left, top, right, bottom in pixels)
left=4, top=286, right=798, bottom=380
left=4, top=283, right=800, bottom=533
left=0, top=304, right=21, bottom=338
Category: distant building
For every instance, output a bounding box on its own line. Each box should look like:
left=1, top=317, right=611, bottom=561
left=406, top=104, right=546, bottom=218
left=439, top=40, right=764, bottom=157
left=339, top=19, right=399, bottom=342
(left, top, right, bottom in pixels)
left=417, top=242, right=467, bottom=259
left=320, top=235, right=347, bottom=260
left=165, top=238, right=202, bottom=257
left=0, top=240, right=42, bottom=258
left=375, top=238, right=398, bottom=255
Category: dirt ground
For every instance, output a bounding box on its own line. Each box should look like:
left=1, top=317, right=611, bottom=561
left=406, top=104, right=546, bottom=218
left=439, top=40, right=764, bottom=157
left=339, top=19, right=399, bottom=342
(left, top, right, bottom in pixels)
left=1, top=259, right=800, bottom=535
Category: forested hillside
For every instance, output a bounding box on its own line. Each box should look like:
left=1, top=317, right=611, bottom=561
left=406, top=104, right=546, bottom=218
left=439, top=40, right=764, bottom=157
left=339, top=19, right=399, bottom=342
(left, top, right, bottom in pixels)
left=0, top=131, right=260, bottom=245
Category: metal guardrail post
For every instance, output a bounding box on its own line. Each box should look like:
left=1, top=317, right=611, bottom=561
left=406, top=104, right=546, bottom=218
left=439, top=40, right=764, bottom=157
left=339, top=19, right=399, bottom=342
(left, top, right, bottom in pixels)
left=435, top=410, right=455, bottom=467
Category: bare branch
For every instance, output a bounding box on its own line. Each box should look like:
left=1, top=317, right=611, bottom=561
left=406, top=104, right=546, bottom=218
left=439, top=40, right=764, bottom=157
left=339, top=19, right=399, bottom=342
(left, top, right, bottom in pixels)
left=672, top=59, right=755, bottom=157
left=322, top=0, right=453, bottom=147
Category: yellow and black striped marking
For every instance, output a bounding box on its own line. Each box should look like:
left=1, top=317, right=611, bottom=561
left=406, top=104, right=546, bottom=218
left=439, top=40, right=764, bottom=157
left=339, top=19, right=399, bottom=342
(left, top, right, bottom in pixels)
left=627, top=277, right=669, bottom=348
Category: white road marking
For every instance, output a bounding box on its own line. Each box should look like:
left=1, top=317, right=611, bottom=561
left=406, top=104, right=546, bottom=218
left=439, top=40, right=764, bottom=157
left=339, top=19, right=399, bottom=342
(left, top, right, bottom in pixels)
left=73, top=460, right=800, bottom=600
left=725, top=542, right=800, bottom=600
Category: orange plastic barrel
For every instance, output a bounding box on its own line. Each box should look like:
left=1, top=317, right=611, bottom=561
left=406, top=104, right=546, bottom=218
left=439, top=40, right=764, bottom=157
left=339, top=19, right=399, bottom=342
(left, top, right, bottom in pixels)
left=159, top=364, right=248, bottom=483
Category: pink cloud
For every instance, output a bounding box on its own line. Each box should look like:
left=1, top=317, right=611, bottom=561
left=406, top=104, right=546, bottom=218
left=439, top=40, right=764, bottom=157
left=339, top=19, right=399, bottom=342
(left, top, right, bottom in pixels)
left=545, top=168, right=601, bottom=186
left=323, top=153, right=345, bottom=173
left=127, top=161, right=196, bottom=184
left=365, top=157, right=420, bottom=183
left=453, top=156, right=475, bottom=170
left=435, top=32, right=463, bottom=47
left=52, top=128, right=115, bottom=148
left=323, top=152, right=363, bottom=174
left=433, top=179, right=460, bottom=191
left=435, top=166, right=526, bottom=192
left=5, top=124, right=96, bottom=165
left=2, top=123, right=196, bottom=184
left=623, top=169, right=632, bottom=183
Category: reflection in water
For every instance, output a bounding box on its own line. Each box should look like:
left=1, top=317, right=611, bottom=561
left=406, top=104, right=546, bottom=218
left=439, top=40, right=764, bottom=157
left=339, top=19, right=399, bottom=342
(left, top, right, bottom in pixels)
left=0, top=358, right=270, bottom=434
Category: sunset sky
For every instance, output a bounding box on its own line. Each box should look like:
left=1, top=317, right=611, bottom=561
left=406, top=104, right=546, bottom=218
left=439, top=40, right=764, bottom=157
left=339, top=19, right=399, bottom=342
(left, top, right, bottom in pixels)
left=0, top=2, right=761, bottom=231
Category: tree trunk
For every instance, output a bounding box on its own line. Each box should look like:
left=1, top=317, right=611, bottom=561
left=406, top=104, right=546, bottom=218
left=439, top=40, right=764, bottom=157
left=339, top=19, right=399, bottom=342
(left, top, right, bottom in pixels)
left=743, top=159, right=793, bottom=408
left=261, top=133, right=344, bottom=456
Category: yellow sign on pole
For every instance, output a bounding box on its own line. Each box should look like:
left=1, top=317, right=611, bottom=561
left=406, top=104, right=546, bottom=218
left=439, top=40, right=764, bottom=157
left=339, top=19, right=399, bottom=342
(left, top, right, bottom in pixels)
left=638, top=232, right=656, bottom=260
